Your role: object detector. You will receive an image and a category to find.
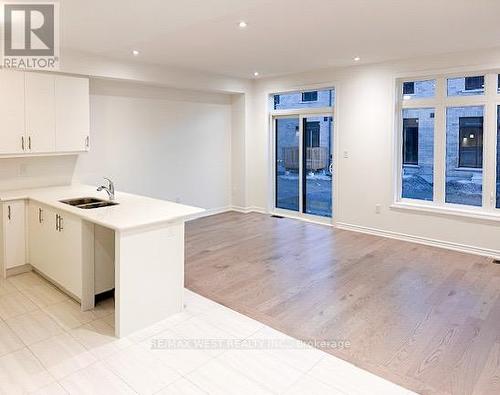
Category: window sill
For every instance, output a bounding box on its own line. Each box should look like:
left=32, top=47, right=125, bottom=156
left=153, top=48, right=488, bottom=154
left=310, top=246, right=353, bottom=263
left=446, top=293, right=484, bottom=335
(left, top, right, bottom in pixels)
left=391, top=201, right=500, bottom=222
left=453, top=167, right=482, bottom=172
left=460, top=88, right=484, bottom=94
left=403, top=164, right=420, bottom=168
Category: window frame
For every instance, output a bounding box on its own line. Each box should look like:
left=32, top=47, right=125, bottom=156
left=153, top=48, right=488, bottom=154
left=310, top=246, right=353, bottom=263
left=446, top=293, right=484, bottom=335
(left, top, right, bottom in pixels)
left=394, top=71, right=500, bottom=221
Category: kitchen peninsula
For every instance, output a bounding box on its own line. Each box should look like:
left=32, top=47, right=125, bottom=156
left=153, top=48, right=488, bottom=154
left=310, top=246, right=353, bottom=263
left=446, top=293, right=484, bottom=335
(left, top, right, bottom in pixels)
left=0, top=184, right=203, bottom=337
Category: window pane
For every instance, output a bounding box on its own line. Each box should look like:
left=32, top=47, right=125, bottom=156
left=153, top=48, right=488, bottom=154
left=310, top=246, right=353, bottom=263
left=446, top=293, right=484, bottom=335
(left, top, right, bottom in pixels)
left=401, top=108, right=434, bottom=201
left=402, top=80, right=436, bottom=100
left=303, top=116, right=333, bottom=217
left=497, top=106, right=500, bottom=208
left=446, top=106, right=484, bottom=206
left=272, top=89, right=334, bottom=110
left=447, top=76, right=484, bottom=96
left=275, top=118, right=300, bottom=211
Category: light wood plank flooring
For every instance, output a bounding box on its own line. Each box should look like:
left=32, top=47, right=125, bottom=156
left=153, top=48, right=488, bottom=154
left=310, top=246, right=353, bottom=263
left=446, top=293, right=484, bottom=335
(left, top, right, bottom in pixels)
left=185, top=212, right=500, bottom=395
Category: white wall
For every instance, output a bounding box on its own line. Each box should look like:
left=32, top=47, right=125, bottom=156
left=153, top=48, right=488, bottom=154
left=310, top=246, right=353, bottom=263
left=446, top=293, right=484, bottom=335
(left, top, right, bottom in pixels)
left=73, top=79, right=233, bottom=211
left=249, top=47, right=500, bottom=257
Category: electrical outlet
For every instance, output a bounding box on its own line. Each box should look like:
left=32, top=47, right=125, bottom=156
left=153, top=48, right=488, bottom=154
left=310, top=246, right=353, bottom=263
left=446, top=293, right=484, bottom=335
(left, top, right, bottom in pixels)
left=375, top=204, right=381, bottom=214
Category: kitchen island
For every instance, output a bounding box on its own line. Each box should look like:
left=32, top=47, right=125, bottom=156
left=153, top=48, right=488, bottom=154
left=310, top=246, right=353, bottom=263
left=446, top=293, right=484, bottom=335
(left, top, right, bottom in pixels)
left=0, top=184, right=204, bottom=337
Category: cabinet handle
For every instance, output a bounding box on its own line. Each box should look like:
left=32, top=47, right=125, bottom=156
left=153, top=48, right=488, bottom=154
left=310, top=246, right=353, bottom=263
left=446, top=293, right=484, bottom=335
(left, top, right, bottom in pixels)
left=38, top=208, right=43, bottom=223
left=55, top=214, right=59, bottom=231
left=85, top=136, right=89, bottom=149
left=7, top=205, right=11, bottom=220
left=59, top=216, right=63, bottom=231
left=21, top=136, right=25, bottom=151
left=28, top=136, right=31, bottom=150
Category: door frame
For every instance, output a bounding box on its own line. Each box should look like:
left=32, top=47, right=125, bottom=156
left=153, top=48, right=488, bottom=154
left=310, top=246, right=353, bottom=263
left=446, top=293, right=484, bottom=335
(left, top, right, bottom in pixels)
left=270, top=108, right=335, bottom=225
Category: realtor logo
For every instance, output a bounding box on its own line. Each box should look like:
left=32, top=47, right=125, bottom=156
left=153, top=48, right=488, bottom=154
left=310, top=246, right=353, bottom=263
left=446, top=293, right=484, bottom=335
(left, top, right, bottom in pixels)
left=1, top=2, right=60, bottom=69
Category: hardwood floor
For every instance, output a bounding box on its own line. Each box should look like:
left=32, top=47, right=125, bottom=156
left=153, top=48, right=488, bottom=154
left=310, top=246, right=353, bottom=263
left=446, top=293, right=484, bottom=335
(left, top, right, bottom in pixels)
left=185, top=212, right=500, bottom=395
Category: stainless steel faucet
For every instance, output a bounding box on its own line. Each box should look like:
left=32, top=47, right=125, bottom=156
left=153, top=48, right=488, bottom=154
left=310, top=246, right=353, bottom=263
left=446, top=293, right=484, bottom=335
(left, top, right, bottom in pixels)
left=97, top=177, right=115, bottom=201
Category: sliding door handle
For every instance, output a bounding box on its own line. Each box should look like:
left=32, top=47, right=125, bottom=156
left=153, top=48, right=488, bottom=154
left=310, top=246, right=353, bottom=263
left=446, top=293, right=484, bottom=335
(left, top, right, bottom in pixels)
left=38, top=208, right=43, bottom=223
left=28, top=136, right=31, bottom=150
left=21, top=136, right=25, bottom=151
left=59, top=216, right=63, bottom=231
left=7, top=205, right=11, bottom=220
left=55, top=214, right=59, bottom=231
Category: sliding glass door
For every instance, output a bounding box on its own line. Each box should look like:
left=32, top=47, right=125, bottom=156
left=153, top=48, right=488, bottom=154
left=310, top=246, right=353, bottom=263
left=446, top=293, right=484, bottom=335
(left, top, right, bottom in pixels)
left=274, top=114, right=333, bottom=219
left=303, top=116, right=333, bottom=217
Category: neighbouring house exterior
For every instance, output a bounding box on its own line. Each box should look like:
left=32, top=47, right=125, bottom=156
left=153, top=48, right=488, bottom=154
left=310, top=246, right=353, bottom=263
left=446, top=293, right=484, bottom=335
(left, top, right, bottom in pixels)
left=273, top=89, right=334, bottom=173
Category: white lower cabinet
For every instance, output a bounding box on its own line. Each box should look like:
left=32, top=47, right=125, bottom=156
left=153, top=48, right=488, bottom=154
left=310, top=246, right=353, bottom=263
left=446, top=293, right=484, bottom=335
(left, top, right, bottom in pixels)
left=0, top=201, right=27, bottom=276
left=29, top=202, right=83, bottom=299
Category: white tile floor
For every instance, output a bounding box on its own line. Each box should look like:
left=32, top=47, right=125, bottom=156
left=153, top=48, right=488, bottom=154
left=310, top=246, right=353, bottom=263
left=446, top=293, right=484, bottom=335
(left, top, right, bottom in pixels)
left=0, top=272, right=416, bottom=394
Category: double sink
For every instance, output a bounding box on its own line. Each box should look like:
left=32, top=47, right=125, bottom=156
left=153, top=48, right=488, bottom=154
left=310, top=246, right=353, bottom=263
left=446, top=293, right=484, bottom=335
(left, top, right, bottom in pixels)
left=60, top=197, right=119, bottom=210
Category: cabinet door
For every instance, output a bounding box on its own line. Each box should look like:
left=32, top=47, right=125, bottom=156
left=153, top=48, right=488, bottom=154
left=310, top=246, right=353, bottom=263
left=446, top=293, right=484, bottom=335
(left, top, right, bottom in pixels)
left=55, top=75, right=90, bottom=152
left=25, top=72, right=56, bottom=153
left=28, top=203, right=55, bottom=275
left=54, top=212, right=83, bottom=298
left=0, top=70, right=25, bottom=154
left=3, top=201, right=26, bottom=269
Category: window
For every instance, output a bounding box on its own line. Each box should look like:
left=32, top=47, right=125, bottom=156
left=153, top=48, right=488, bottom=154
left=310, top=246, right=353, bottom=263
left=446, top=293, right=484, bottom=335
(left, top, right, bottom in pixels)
left=305, top=121, right=320, bottom=147
left=397, top=72, right=500, bottom=213
left=447, top=76, right=484, bottom=96
left=458, top=117, right=483, bottom=168
left=446, top=106, right=483, bottom=207
left=302, top=91, right=318, bottom=102
left=403, top=82, right=415, bottom=95
left=271, top=89, right=334, bottom=110
left=402, top=118, right=418, bottom=165
left=271, top=89, right=335, bottom=219
left=402, top=79, right=436, bottom=100
left=401, top=108, right=434, bottom=201
left=465, top=76, right=484, bottom=91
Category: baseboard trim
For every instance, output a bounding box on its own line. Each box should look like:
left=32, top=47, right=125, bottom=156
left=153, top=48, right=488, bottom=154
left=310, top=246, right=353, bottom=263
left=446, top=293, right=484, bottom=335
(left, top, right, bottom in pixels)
left=186, top=206, right=233, bottom=221
left=6, top=264, right=32, bottom=277
left=336, top=222, right=500, bottom=260
left=231, top=206, right=267, bottom=214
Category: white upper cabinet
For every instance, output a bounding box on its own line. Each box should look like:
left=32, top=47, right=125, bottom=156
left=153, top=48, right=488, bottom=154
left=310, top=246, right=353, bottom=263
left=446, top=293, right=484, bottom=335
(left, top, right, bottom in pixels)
left=0, top=70, right=25, bottom=154
left=55, top=75, right=90, bottom=152
left=25, top=72, right=56, bottom=153
left=0, top=69, right=89, bottom=156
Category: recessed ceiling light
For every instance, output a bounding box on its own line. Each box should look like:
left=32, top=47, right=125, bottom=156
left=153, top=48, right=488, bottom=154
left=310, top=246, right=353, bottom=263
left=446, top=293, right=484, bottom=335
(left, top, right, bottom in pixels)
left=253, top=71, right=259, bottom=77
left=353, top=56, right=361, bottom=62
left=238, top=21, right=248, bottom=28
left=132, top=50, right=140, bottom=56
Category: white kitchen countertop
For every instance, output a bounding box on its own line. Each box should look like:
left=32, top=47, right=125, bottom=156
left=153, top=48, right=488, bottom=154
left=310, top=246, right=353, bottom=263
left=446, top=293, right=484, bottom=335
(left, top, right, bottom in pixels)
left=0, top=184, right=204, bottom=231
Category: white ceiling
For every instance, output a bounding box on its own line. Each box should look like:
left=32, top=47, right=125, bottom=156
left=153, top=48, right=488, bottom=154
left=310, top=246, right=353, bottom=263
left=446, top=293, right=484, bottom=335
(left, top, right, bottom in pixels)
left=60, top=0, right=500, bottom=79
